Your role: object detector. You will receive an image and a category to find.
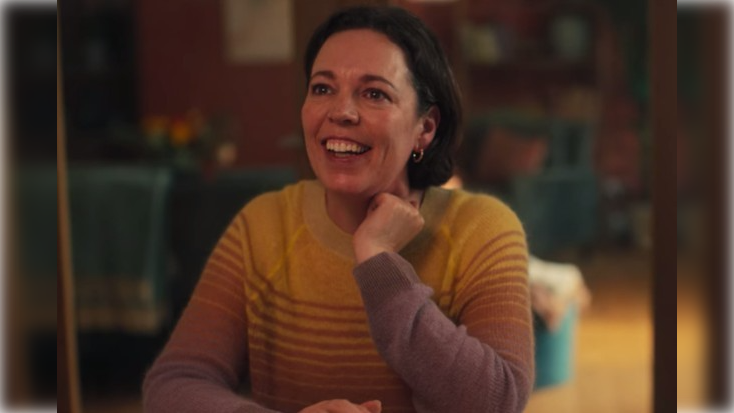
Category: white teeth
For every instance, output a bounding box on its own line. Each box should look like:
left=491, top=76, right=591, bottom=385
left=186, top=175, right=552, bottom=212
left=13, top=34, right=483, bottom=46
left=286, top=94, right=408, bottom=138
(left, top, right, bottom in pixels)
left=325, top=140, right=368, bottom=154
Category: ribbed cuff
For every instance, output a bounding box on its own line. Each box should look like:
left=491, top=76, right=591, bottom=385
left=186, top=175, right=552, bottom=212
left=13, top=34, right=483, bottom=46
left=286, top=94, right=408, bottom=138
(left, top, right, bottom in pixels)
left=353, top=252, right=421, bottom=305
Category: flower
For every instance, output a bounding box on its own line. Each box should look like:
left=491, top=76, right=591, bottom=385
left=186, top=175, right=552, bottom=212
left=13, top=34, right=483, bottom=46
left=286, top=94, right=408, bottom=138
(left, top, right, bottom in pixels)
left=140, top=110, right=235, bottom=170
left=169, top=119, right=194, bottom=147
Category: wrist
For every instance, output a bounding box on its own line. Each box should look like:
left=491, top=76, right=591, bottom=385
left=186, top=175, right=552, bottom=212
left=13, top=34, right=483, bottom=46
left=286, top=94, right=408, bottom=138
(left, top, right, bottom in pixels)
left=354, top=244, right=388, bottom=265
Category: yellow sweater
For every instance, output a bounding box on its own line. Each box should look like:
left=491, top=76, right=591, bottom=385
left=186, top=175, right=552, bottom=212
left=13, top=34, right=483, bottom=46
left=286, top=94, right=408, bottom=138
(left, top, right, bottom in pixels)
left=144, top=180, right=533, bottom=413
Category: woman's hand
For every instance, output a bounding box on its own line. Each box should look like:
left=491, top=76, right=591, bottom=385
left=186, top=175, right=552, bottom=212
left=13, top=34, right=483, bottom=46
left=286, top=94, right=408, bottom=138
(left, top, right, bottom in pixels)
left=298, top=399, right=381, bottom=413
left=353, top=192, right=424, bottom=264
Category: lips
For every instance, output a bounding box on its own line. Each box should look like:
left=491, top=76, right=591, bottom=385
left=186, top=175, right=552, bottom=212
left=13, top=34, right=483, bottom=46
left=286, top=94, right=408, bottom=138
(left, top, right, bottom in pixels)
left=322, top=137, right=371, bottom=155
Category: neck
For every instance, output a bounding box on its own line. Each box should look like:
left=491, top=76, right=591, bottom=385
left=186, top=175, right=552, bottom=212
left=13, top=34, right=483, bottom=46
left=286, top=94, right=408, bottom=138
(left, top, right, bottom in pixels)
left=323, top=176, right=423, bottom=235
left=324, top=190, right=370, bottom=234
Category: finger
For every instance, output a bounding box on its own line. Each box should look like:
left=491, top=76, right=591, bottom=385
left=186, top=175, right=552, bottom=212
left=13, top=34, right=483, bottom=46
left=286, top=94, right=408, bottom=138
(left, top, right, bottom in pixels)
left=368, top=192, right=402, bottom=213
left=327, top=399, right=364, bottom=413
left=367, top=197, right=380, bottom=212
left=360, top=400, right=382, bottom=413
left=406, top=189, right=423, bottom=209
left=383, top=181, right=420, bottom=207
left=368, top=192, right=389, bottom=211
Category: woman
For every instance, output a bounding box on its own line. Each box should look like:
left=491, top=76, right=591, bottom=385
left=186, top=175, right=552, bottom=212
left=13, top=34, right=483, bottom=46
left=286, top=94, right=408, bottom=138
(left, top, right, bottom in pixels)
left=144, top=6, right=533, bottom=413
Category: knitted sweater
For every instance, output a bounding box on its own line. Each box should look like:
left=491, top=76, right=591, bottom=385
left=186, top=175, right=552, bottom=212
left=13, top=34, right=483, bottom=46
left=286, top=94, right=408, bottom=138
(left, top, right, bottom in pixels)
left=143, top=180, right=533, bottom=413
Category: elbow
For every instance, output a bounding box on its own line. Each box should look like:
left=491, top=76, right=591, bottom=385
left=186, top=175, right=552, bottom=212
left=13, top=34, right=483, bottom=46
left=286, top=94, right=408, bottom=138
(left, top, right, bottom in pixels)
left=418, top=359, right=533, bottom=413
left=495, top=361, right=533, bottom=413
left=142, top=364, right=166, bottom=412
left=141, top=361, right=192, bottom=412
left=468, top=360, right=533, bottom=413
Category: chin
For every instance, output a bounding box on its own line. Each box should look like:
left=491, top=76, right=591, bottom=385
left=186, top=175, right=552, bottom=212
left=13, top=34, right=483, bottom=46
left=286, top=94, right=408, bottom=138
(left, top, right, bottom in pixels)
left=316, top=171, right=375, bottom=198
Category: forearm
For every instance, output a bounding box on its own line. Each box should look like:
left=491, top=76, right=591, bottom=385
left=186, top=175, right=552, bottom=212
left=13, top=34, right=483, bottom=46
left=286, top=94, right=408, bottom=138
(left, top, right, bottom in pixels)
left=143, top=364, right=279, bottom=413
left=353, top=252, right=532, bottom=413
left=142, top=303, right=281, bottom=413
left=143, top=217, right=280, bottom=413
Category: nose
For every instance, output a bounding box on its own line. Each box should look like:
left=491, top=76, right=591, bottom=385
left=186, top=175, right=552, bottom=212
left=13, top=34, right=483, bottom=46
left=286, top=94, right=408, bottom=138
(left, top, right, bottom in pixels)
left=327, top=94, right=359, bottom=125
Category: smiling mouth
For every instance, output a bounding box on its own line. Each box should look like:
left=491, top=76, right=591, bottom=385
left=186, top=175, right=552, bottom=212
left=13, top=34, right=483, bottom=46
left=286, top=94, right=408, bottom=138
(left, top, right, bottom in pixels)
left=323, top=139, right=371, bottom=156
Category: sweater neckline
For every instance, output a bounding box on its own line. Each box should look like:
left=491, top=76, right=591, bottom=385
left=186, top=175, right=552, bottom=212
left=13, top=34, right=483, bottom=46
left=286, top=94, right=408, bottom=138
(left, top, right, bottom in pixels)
left=301, top=180, right=452, bottom=261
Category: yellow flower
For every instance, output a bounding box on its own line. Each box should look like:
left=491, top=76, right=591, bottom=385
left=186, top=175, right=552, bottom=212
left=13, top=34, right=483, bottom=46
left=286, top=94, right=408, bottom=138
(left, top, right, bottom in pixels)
left=170, top=119, right=193, bottom=147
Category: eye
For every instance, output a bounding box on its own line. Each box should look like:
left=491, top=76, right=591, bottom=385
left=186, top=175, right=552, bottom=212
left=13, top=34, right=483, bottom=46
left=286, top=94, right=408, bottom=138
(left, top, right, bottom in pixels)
left=310, top=83, right=332, bottom=95
left=363, top=88, right=390, bottom=102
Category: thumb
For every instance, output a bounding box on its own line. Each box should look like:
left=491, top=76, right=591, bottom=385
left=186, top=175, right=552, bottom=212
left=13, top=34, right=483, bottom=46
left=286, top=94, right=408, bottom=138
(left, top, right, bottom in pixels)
left=360, top=400, right=382, bottom=413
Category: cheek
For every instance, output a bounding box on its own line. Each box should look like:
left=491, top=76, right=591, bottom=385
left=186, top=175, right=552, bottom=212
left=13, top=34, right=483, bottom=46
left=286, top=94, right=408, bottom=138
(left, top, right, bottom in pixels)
left=300, top=103, right=319, bottom=136
left=391, top=118, right=422, bottom=153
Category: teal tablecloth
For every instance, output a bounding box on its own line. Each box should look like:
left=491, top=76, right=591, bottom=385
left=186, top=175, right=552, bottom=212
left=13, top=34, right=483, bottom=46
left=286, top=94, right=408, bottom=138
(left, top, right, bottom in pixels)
left=66, top=166, right=174, bottom=333
left=16, top=165, right=298, bottom=333
left=15, top=165, right=173, bottom=333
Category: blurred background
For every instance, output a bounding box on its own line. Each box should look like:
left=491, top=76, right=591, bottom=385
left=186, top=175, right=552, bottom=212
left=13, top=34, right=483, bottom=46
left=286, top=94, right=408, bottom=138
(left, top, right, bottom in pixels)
left=2, top=0, right=701, bottom=411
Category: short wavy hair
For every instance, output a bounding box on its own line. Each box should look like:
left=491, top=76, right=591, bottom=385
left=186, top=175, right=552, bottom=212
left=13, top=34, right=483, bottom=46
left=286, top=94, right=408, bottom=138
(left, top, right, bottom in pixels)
left=303, top=6, right=463, bottom=189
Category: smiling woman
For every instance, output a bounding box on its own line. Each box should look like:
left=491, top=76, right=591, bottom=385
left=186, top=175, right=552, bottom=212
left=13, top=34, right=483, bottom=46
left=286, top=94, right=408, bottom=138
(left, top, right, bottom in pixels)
left=301, top=29, right=438, bottom=230
left=143, top=6, right=533, bottom=413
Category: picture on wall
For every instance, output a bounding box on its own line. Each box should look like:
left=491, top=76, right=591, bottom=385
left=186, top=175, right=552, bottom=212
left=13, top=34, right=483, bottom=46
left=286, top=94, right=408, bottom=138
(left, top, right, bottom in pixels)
left=223, top=0, right=293, bottom=63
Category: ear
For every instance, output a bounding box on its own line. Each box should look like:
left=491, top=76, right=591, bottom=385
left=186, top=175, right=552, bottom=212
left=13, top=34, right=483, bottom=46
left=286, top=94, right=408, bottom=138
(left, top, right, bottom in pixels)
left=416, top=105, right=440, bottom=149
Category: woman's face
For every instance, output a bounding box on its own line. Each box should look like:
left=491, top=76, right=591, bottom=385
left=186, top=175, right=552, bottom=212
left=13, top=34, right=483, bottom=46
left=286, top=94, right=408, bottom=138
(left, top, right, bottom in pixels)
left=301, top=29, right=436, bottom=198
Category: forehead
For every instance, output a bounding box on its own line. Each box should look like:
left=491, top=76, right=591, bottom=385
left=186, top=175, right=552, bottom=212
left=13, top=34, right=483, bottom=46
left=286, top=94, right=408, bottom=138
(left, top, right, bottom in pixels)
left=312, top=29, right=411, bottom=83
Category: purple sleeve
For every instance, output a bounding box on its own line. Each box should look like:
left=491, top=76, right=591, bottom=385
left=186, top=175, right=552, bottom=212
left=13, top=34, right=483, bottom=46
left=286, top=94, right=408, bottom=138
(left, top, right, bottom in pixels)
left=142, top=220, right=281, bottom=413
left=353, top=252, right=533, bottom=413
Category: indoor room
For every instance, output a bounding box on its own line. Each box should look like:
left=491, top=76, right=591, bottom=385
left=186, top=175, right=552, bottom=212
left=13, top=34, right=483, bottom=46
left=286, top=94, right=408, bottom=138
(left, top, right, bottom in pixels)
left=7, top=0, right=689, bottom=412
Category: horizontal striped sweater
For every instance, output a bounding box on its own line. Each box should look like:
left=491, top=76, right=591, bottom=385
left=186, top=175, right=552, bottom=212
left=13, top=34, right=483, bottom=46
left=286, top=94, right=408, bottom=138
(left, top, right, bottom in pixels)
left=143, top=180, right=533, bottom=413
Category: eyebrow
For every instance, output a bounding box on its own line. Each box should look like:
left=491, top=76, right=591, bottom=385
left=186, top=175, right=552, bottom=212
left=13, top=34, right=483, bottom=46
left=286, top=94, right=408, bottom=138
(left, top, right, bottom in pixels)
left=310, top=70, right=398, bottom=91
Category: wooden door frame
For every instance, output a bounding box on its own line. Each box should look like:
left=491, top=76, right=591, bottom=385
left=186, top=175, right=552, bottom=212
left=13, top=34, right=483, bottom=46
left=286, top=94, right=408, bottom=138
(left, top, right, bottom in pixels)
left=650, top=0, right=676, bottom=411
left=700, top=5, right=730, bottom=408
left=57, top=14, right=82, bottom=413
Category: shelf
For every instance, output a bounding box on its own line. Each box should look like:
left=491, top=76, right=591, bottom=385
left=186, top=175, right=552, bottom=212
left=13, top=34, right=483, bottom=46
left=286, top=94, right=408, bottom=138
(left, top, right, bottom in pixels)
left=466, top=59, right=596, bottom=86
left=467, top=57, right=594, bottom=72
